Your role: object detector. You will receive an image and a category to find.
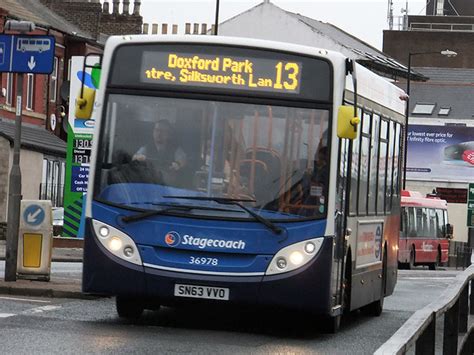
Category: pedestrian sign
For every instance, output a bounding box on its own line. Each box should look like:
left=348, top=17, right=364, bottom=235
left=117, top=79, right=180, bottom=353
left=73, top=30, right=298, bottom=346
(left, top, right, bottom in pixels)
left=23, top=204, right=46, bottom=227
left=0, top=34, right=55, bottom=74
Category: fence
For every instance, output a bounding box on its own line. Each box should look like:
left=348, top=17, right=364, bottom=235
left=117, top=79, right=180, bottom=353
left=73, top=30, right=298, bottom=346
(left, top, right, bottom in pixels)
left=375, top=265, right=474, bottom=354
left=449, top=241, right=472, bottom=270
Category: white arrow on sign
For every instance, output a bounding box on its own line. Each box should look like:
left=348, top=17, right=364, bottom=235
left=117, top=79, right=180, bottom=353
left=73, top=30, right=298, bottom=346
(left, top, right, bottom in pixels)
left=27, top=56, right=36, bottom=71
left=27, top=208, right=42, bottom=223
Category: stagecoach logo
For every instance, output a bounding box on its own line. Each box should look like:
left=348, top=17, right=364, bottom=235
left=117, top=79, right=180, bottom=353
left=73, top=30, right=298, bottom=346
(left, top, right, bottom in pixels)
left=164, top=231, right=246, bottom=250
left=165, top=231, right=181, bottom=247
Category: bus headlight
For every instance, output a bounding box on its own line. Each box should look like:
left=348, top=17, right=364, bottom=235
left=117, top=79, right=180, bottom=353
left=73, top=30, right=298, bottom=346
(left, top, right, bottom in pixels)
left=92, top=220, right=142, bottom=266
left=265, top=238, right=323, bottom=275
left=108, top=237, right=122, bottom=251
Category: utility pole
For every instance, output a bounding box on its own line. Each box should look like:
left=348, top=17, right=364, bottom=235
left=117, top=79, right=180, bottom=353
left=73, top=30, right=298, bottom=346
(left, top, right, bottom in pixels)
left=4, top=20, right=36, bottom=281
left=214, top=0, right=220, bottom=35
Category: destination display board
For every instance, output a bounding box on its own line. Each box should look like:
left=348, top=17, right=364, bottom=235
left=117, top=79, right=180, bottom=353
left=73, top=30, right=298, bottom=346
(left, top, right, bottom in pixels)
left=141, top=52, right=302, bottom=95
left=110, top=44, right=332, bottom=102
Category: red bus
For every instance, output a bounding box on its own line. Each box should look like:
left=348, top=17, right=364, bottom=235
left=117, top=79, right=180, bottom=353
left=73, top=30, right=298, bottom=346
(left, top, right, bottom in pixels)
left=399, top=190, right=453, bottom=270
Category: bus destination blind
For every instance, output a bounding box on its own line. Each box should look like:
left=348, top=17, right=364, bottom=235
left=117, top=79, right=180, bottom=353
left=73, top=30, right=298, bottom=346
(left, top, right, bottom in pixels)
left=141, top=51, right=303, bottom=94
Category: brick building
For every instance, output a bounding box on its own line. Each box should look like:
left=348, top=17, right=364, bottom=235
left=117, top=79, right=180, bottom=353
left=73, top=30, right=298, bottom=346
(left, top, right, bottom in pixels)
left=0, top=0, right=143, bottom=238
left=383, top=0, right=474, bottom=243
left=40, top=0, right=143, bottom=39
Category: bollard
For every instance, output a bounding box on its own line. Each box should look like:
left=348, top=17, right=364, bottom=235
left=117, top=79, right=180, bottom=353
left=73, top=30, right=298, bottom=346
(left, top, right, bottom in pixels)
left=17, top=200, right=53, bottom=281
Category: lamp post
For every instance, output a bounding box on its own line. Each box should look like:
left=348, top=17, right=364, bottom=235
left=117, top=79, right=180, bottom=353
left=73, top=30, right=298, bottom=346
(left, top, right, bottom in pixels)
left=214, top=0, right=220, bottom=35
left=402, top=49, right=457, bottom=190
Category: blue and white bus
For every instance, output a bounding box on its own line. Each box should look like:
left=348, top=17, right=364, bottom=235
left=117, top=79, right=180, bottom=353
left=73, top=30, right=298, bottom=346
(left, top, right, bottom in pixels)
left=82, top=36, right=406, bottom=332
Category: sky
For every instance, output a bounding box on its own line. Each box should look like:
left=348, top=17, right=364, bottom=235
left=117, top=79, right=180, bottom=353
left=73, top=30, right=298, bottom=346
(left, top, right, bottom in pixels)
left=135, top=0, right=428, bottom=49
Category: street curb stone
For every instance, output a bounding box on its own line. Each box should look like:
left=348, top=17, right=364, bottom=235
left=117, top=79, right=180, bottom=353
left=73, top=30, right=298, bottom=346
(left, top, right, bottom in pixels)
left=0, top=285, right=102, bottom=300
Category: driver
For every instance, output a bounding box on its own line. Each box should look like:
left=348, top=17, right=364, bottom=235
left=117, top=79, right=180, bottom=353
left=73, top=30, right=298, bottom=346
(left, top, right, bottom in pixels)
left=133, top=119, right=187, bottom=184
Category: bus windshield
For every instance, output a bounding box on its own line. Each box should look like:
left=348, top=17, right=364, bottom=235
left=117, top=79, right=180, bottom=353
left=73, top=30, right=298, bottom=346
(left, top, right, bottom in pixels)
left=94, top=94, right=330, bottom=221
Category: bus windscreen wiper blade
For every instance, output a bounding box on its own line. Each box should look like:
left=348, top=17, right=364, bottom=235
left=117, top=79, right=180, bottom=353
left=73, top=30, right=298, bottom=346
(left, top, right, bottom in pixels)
left=163, top=196, right=283, bottom=235
left=121, top=203, right=237, bottom=223
left=121, top=205, right=194, bottom=223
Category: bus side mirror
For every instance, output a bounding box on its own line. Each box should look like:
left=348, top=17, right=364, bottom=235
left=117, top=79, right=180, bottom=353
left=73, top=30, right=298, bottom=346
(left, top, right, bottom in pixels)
left=446, top=223, right=454, bottom=239
left=75, top=87, right=96, bottom=120
left=337, top=105, right=360, bottom=140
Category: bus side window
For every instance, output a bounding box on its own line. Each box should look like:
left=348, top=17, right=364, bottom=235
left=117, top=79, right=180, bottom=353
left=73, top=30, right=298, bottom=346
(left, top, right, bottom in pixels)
left=435, top=208, right=444, bottom=238
left=400, top=207, right=407, bottom=237
left=408, top=207, right=417, bottom=237
left=428, top=208, right=437, bottom=238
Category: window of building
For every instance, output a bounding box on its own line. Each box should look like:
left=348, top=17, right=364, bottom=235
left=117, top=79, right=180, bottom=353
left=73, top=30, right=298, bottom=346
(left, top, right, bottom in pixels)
left=436, top=0, right=444, bottom=15
left=6, top=73, right=13, bottom=106
left=40, top=158, right=65, bottom=207
left=438, top=107, right=451, bottom=116
left=50, top=57, right=58, bottom=102
left=412, top=103, right=435, bottom=115
left=26, top=73, right=34, bottom=110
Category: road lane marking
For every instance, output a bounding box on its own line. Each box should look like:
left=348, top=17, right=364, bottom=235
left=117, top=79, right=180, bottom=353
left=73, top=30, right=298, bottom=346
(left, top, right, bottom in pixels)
left=24, top=305, right=61, bottom=314
left=0, top=313, right=16, bottom=318
left=0, top=296, right=51, bottom=304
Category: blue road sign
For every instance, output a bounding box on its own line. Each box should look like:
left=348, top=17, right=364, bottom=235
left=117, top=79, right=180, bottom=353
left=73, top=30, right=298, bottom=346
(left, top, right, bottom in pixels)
left=23, top=204, right=46, bottom=227
left=0, top=34, right=55, bottom=74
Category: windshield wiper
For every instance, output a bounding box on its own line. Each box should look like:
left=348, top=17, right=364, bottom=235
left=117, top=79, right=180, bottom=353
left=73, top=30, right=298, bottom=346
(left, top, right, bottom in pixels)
left=121, top=205, right=194, bottom=223
left=121, top=203, right=238, bottom=223
left=163, top=196, right=283, bottom=235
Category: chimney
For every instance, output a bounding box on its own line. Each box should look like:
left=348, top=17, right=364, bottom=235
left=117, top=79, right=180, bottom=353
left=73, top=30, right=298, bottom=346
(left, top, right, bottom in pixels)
left=112, top=0, right=119, bottom=15
left=185, top=23, right=191, bottom=34
left=193, top=23, right=199, bottom=34
left=211, top=24, right=216, bottom=35
left=103, top=1, right=110, bottom=14
left=133, top=0, right=141, bottom=15
left=162, top=23, right=168, bottom=35
left=152, top=23, right=158, bottom=35
left=143, top=23, right=149, bottom=34
left=172, top=24, right=178, bottom=34
left=201, top=24, right=207, bottom=35
left=123, top=0, right=130, bottom=14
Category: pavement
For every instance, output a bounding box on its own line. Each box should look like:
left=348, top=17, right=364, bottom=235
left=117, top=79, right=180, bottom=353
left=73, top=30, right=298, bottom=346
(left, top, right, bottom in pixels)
left=0, top=240, right=88, bottom=299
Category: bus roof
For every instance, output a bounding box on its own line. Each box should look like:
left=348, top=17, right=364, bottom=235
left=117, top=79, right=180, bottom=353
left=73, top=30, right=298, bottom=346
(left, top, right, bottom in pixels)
left=103, top=35, right=406, bottom=115
left=401, top=190, right=448, bottom=209
left=105, top=34, right=348, bottom=63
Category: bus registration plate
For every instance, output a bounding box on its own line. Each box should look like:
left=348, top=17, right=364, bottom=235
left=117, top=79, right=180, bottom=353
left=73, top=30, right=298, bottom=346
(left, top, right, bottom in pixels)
left=174, top=284, right=229, bottom=301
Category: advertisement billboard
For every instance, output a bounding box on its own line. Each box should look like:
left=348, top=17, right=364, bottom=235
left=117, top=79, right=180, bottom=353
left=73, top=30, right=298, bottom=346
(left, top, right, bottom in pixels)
left=407, top=124, right=474, bottom=182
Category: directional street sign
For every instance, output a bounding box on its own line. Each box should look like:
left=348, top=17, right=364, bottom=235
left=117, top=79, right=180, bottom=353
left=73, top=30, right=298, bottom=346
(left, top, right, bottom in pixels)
left=23, top=204, right=46, bottom=227
left=0, top=34, right=55, bottom=74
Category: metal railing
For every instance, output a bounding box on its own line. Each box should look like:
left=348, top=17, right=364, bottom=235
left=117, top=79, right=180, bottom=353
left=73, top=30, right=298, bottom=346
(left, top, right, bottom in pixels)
left=375, top=265, right=474, bottom=355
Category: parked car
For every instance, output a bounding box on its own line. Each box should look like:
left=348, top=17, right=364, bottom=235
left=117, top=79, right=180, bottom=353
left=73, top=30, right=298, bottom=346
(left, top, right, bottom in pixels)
left=52, top=207, right=63, bottom=237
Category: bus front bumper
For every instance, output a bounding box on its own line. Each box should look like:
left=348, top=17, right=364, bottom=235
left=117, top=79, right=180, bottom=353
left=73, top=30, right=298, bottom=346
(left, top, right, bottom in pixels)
left=83, top=224, right=334, bottom=315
